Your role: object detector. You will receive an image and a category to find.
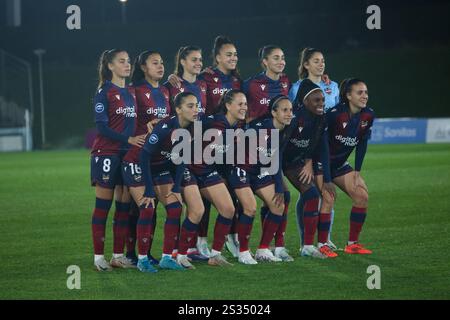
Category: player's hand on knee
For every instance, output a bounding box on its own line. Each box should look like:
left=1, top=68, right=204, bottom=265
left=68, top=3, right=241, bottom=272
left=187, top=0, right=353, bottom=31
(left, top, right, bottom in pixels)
left=272, top=192, right=284, bottom=209
left=139, top=196, right=155, bottom=209
left=322, top=182, right=337, bottom=201
left=166, top=192, right=183, bottom=205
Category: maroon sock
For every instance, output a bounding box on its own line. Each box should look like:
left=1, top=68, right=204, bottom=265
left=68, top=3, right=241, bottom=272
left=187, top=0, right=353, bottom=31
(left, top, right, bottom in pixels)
left=237, top=213, right=254, bottom=252
left=178, top=218, right=199, bottom=255
left=91, top=198, right=112, bottom=255
left=163, top=202, right=182, bottom=255
left=212, top=214, right=232, bottom=252
left=137, top=205, right=155, bottom=256
left=113, top=202, right=131, bottom=254
left=259, top=212, right=282, bottom=249
left=318, top=212, right=331, bottom=244
left=303, top=202, right=319, bottom=246
left=349, top=206, right=367, bottom=242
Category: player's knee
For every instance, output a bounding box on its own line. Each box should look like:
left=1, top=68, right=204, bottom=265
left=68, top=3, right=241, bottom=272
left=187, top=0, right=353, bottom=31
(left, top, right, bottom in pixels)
left=353, top=189, right=369, bottom=207
left=242, top=203, right=257, bottom=217
left=267, top=203, right=284, bottom=215
left=220, top=203, right=235, bottom=219
left=188, top=204, right=205, bottom=223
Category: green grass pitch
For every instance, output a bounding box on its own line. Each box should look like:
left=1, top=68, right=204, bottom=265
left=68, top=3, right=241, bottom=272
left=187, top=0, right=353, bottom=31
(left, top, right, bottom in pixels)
left=0, top=144, right=449, bottom=300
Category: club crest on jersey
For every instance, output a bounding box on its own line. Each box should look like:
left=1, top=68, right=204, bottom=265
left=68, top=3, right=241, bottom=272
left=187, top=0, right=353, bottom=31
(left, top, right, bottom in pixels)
left=281, top=82, right=288, bottom=89
left=201, top=86, right=206, bottom=93
left=102, top=174, right=110, bottom=182
left=134, top=175, right=142, bottom=182
left=95, top=103, right=104, bottom=113
left=213, top=77, right=219, bottom=83
left=343, top=122, right=348, bottom=128
left=149, top=134, right=159, bottom=144
left=179, top=88, right=185, bottom=93
left=260, top=84, right=266, bottom=91
left=115, top=95, right=121, bottom=101
left=145, top=93, right=151, bottom=100
left=325, top=87, right=332, bottom=95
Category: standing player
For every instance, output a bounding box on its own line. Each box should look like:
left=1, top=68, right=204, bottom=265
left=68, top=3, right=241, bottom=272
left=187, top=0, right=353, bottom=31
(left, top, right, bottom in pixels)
left=316, top=78, right=374, bottom=255
left=90, top=49, right=146, bottom=271
left=139, top=92, right=199, bottom=271
left=289, top=48, right=340, bottom=250
left=243, top=45, right=291, bottom=123
left=121, top=50, right=171, bottom=272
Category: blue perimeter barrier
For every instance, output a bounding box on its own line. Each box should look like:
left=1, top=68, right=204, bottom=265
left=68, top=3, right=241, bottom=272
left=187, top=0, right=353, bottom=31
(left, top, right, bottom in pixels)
left=370, top=118, right=450, bottom=144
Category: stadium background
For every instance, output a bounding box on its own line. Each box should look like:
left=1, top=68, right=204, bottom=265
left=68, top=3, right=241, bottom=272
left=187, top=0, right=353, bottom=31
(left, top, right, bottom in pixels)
left=0, top=0, right=449, bottom=148
left=0, top=0, right=449, bottom=301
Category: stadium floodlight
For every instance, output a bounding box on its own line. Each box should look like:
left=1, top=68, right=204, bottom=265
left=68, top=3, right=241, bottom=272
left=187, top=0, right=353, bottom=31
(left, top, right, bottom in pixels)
left=33, top=48, right=46, bottom=148
left=119, top=0, right=127, bottom=25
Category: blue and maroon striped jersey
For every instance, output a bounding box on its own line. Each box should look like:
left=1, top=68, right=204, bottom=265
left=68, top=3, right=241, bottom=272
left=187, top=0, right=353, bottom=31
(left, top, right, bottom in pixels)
left=199, top=68, right=241, bottom=115
left=141, top=116, right=181, bottom=169
left=91, top=80, right=137, bottom=156
left=164, top=78, right=207, bottom=116
left=123, top=81, right=171, bottom=164
left=243, top=72, right=291, bottom=120
left=283, top=106, right=326, bottom=169
left=326, top=103, right=375, bottom=167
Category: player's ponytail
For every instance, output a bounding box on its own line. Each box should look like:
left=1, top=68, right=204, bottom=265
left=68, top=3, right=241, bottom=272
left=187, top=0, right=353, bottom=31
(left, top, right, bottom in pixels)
left=258, top=45, right=282, bottom=70
left=97, top=49, right=125, bottom=90
left=174, top=45, right=202, bottom=77
left=298, top=47, right=322, bottom=79
left=130, top=50, right=159, bottom=85
left=339, top=78, right=365, bottom=104
left=217, top=89, right=244, bottom=115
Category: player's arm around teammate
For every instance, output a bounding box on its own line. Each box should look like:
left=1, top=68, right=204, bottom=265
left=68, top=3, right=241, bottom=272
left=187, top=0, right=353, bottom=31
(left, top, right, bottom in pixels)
left=315, top=78, right=374, bottom=255
left=90, top=49, right=146, bottom=271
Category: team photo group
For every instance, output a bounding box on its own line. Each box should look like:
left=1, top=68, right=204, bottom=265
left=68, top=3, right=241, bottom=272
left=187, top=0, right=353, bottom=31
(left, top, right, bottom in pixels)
left=89, top=35, right=374, bottom=273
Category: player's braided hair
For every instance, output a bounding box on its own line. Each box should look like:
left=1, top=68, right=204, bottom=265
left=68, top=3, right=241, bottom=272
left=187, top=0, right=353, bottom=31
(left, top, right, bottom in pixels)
left=298, top=47, right=323, bottom=80
left=130, top=50, right=160, bottom=85
left=212, top=35, right=241, bottom=80
left=339, top=78, right=365, bottom=104
left=97, top=48, right=127, bottom=89
left=174, top=45, right=202, bottom=77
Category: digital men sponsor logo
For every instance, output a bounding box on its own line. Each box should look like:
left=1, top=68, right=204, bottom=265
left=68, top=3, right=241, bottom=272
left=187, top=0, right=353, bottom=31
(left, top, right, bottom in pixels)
left=95, top=103, right=104, bottom=113
left=147, top=106, right=169, bottom=118
left=116, top=105, right=137, bottom=117
left=213, top=87, right=229, bottom=95
left=335, top=135, right=359, bottom=147
left=289, top=138, right=310, bottom=148
left=260, top=98, right=270, bottom=106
